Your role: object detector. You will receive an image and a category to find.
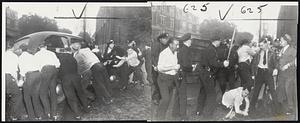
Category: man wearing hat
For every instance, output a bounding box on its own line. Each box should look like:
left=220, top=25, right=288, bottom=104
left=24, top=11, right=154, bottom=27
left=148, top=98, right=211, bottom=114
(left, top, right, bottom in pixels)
left=196, top=37, right=230, bottom=119
left=275, top=34, right=297, bottom=116
left=102, top=40, right=129, bottom=91
left=215, top=39, right=239, bottom=95
left=151, top=33, right=169, bottom=105
left=171, top=33, right=195, bottom=120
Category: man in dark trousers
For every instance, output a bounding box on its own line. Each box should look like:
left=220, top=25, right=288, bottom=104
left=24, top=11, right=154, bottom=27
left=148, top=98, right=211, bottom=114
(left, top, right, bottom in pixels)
left=35, top=44, right=60, bottom=120
left=275, top=34, right=297, bottom=116
left=142, top=41, right=153, bottom=85
left=196, top=38, right=229, bottom=119
left=72, top=41, right=113, bottom=105
left=249, top=38, right=278, bottom=117
left=156, top=37, right=180, bottom=120
left=172, top=33, right=196, bottom=120
left=151, top=33, right=169, bottom=105
left=216, top=40, right=239, bottom=94
left=56, top=48, right=90, bottom=120
left=18, top=44, right=44, bottom=120
left=5, top=43, right=23, bottom=121
left=102, top=40, right=129, bottom=91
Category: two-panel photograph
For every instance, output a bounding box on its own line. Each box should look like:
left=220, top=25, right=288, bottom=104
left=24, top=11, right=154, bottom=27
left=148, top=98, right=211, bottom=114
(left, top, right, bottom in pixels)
left=2, top=1, right=298, bottom=121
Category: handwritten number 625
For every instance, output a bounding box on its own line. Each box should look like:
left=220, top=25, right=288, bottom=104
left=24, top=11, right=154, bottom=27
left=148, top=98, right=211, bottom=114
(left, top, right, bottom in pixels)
left=257, top=4, right=268, bottom=13
left=241, top=4, right=268, bottom=14
left=241, top=6, right=253, bottom=14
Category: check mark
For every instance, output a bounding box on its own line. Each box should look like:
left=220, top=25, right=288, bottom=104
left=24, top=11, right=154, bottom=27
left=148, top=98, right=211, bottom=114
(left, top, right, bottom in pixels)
left=219, top=4, right=234, bottom=20
left=72, top=2, right=88, bottom=19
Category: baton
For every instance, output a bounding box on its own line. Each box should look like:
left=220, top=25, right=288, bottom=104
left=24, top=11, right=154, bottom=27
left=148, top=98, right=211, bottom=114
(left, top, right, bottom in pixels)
left=226, top=28, right=236, bottom=60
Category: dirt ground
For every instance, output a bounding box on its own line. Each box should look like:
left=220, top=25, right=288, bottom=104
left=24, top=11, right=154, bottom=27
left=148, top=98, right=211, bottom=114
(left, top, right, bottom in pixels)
left=150, top=82, right=297, bottom=121
left=7, top=63, right=297, bottom=121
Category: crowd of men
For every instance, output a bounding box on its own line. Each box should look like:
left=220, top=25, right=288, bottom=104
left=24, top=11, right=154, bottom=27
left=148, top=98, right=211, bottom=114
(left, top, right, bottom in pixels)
left=4, top=31, right=297, bottom=121
left=151, top=33, right=297, bottom=121
left=5, top=38, right=148, bottom=121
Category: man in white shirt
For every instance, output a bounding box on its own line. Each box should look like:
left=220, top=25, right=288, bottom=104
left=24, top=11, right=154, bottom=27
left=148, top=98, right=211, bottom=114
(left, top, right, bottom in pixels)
left=237, top=39, right=259, bottom=91
left=71, top=41, right=113, bottom=105
left=18, top=44, right=44, bottom=120
left=34, top=44, right=60, bottom=120
left=222, top=86, right=250, bottom=119
left=5, top=44, right=22, bottom=120
left=156, top=37, right=180, bottom=120
left=249, top=39, right=279, bottom=116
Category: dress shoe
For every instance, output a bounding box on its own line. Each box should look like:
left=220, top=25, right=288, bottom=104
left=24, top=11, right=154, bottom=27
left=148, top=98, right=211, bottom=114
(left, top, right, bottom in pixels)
left=153, top=100, right=159, bottom=105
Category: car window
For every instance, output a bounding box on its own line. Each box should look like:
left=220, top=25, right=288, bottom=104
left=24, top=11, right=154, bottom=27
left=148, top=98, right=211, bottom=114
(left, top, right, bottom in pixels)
left=70, top=38, right=84, bottom=44
left=45, top=35, right=69, bottom=48
left=13, top=37, right=30, bottom=50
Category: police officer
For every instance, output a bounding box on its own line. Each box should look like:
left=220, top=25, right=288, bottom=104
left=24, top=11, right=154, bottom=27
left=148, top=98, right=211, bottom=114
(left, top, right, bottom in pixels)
left=56, top=48, right=90, bottom=120
left=172, top=33, right=196, bottom=120
left=103, top=40, right=129, bottom=91
left=196, top=37, right=229, bottom=119
left=151, top=33, right=169, bottom=105
left=216, top=39, right=239, bottom=95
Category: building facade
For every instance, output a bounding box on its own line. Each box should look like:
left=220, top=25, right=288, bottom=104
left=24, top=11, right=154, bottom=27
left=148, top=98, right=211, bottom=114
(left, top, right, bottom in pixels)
left=95, top=7, right=151, bottom=48
left=277, top=5, right=298, bottom=46
left=152, top=5, right=202, bottom=40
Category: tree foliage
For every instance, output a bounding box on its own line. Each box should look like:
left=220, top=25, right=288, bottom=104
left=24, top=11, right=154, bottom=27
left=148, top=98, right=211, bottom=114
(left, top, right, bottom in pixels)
left=122, top=7, right=152, bottom=46
left=58, top=28, right=72, bottom=34
left=18, top=14, right=58, bottom=36
left=235, top=32, right=254, bottom=45
left=199, top=19, right=236, bottom=40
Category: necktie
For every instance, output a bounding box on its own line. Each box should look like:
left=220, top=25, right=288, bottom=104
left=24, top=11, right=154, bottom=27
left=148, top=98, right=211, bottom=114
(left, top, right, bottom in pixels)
left=263, top=51, right=266, bottom=65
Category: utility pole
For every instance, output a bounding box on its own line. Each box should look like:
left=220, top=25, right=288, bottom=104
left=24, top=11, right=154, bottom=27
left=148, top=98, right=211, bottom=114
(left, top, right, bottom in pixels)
left=173, top=6, right=176, bottom=37
left=83, top=6, right=87, bottom=42
left=258, top=9, right=262, bottom=42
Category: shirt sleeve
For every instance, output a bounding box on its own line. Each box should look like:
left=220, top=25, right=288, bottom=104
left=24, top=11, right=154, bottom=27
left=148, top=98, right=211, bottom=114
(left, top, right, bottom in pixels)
left=18, top=56, right=26, bottom=77
left=246, top=46, right=257, bottom=56
left=53, top=52, right=61, bottom=68
left=234, top=95, right=243, bottom=108
left=157, top=51, right=168, bottom=71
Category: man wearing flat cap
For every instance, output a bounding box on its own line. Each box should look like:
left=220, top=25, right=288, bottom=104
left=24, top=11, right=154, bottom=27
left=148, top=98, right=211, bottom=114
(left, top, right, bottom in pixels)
left=275, top=34, right=297, bottom=116
left=151, top=33, right=169, bottom=105
left=172, top=33, right=196, bottom=120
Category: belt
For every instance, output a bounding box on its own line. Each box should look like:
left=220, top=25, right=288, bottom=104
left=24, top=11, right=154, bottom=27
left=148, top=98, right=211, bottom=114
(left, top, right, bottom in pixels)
left=258, top=67, right=269, bottom=71
left=200, top=66, right=211, bottom=71
left=158, top=72, right=177, bottom=77
left=239, top=59, right=251, bottom=64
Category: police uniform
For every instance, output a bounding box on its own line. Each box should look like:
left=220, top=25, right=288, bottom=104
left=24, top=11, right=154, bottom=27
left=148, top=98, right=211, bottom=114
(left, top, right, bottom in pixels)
left=216, top=42, right=239, bottom=94
left=196, top=41, right=225, bottom=118
left=103, top=40, right=129, bottom=90
left=56, top=52, right=89, bottom=118
left=172, top=33, right=194, bottom=120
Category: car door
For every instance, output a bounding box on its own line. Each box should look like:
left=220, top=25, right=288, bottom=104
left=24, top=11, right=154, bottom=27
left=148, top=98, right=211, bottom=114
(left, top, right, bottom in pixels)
left=44, top=35, right=70, bottom=52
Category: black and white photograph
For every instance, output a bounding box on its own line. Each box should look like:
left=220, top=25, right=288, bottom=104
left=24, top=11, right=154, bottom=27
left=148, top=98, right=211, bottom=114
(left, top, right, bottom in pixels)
left=2, top=1, right=299, bottom=122
left=150, top=1, right=298, bottom=121
left=3, top=2, right=152, bottom=121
